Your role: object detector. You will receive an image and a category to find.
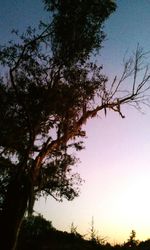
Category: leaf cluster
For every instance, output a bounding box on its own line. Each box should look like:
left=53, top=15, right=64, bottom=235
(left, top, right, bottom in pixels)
left=44, top=0, right=116, bottom=66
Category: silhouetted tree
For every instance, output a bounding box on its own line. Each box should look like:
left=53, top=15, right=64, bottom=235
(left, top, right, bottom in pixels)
left=89, top=217, right=98, bottom=244
left=88, top=217, right=106, bottom=246
left=138, top=239, right=150, bottom=250
left=0, top=1, right=116, bottom=249
left=1, top=1, right=150, bottom=249
left=70, top=222, right=82, bottom=238
left=19, top=215, right=54, bottom=238
left=124, top=230, right=139, bottom=249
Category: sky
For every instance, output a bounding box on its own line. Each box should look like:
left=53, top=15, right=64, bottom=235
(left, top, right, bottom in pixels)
left=1, top=0, right=150, bottom=244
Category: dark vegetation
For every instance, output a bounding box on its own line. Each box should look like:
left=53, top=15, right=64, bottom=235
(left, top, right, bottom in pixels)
left=17, top=215, right=150, bottom=250
left=1, top=1, right=150, bottom=249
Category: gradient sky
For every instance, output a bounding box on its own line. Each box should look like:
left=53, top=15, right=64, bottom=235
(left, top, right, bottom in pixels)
left=1, top=0, right=150, bottom=244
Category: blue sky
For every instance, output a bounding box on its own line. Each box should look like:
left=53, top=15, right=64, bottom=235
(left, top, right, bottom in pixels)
left=0, top=0, right=48, bottom=43
left=1, top=0, right=150, bottom=244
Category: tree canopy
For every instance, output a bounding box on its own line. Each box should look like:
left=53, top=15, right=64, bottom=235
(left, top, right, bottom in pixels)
left=0, top=0, right=116, bottom=212
left=44, top=0, right=116, bottom=66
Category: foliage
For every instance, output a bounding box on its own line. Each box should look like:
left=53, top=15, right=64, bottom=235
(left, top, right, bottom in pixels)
left=0, top=2, right=117, bottom=248
left=44, top=0, right=116, bottom=66
left=19, top=215, right=54, bottom=238
left=18, top=215, right=87, bottom=250
left=0, top=0, right=116, bottom=213
left=88, top=217, right=106, bottom=246
left=123, top=230, right=139, bottom=248
left=18, top=216, right=150, bottom=250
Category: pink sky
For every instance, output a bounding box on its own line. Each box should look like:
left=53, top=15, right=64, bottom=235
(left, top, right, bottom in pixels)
left=35, top=105, right=150, bottom=243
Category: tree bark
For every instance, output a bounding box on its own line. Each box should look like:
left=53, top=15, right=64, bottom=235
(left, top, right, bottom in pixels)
left=0, top=174, right=30, bottom=250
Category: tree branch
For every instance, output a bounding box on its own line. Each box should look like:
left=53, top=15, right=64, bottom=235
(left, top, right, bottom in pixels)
left=31, top=46, right=150, bottom=185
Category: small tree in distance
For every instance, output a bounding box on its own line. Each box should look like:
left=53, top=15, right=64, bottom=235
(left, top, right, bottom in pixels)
left=124, top=230, right=139, bottom=248
left=88, top=217, right=106, bottom=245
left=0, top=1, right=150, bottom=249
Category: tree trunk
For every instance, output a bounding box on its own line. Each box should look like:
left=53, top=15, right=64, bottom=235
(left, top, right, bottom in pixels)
left=0, top=175, right=30, bottom=250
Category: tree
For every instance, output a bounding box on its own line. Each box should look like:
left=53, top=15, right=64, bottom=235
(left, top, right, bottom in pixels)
left=0, top=0, right=150, bottom=249
left=88, top=217, right=106, bottom=246
left=124, top=230, right=139, bottom=248
left=0, top=1, right=116, bottom=249
left=17, top=215, right=55, bottom=249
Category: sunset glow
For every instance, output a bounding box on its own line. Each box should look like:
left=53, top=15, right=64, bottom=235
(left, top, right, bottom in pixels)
left=1, top=0, right=150, bottom=244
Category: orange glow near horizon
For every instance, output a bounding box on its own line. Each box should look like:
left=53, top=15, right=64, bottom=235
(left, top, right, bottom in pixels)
left=35, top=106, right=150, bottom=244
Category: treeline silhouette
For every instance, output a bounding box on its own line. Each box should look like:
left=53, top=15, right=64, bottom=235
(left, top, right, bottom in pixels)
left=17, top=215, right=150, bottom=250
